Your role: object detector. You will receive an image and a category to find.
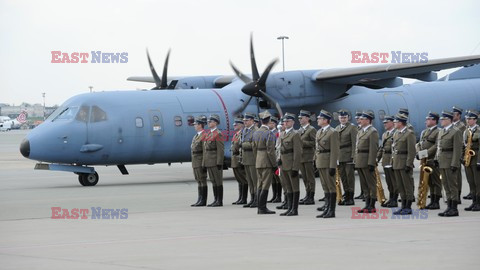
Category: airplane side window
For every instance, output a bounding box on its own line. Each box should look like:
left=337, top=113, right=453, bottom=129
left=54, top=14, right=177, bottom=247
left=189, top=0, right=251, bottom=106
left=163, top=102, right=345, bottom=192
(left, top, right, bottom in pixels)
left=174, top=116, right=182, bottom=127
left=90, top=106, right=108, bottom=123
left=135, top=117, right=144, bottom=128
left=75, top=106, right=90, bottom=122
left=187, top=116, right=194, bottom=126
left=378, top=110, right=386, bottom=121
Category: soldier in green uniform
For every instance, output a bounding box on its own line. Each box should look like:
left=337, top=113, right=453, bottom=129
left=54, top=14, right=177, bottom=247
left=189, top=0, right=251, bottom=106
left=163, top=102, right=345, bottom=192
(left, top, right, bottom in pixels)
left=392, top=114, right=416, bottom=215
left=276, top=118, right=289, bottom=210
left=241, top=112, right=259, bottom=208
left=231, top=117, right=248, bottom=205
left=417, top=112, right=441, bottom=210
left=435, top=111, right=463, bottom=217
left=452, top=106, right=466, bottom=203
left=463, top=110, right=480, bottom=211
left=377, top=115, right=398, bottom=208
left=191, top=116, right=208, bottom=207
left=203, top=114, right=225, bottom=207
left=355, top=111, right=379, bottom=213
left=315, top=110, right=339, bottom=218
left=253, top=111, right=277, bottom=214
left=278, top=113, right=303, bottom=216
left=354, top=111, right=365, bottom=201
left=298, top=110, right=317, bottom=205
left=268, top=116, right=282, bottom=203
left=336, top=109, right=357, bottom=206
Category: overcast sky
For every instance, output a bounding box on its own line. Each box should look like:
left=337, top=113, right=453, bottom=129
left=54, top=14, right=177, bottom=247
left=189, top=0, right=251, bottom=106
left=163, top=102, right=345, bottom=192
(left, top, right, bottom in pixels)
left=1, top=0, right=479, bottom=106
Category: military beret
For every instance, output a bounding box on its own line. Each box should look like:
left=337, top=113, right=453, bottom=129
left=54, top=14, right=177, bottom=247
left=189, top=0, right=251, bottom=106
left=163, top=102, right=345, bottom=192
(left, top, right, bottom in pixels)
left=243, top=112, right=255, bottom=120
left=398, top=108, right=409, bottom=116
left=208, top=114, right=220, bottom=124
left=283, top=112, right=296, bottom=121
left=259, top=110, right=272, bottom=120
left=194, top=115, right=207, bottom=125
left=452, top=106, right=463, bottom=114
left=440, top=111, right=454, bottom=120
left=298, top=110, right=311, bottom=118
left=383, top=115, right=394, bottom=123
left=271, top=116, right=279, bottom=124
left=426, top=111, right=439, bottom=120
left=465, top=110, right=479, bottom=119
left=233, top=117, right=244, bottom=125
left=317, top=110, right=332, bottom=120
left=338, top=109, right=350, bottom=116
left=360, top=111, right=375, bottom=120
left=394, top=113, right=408, bottom=123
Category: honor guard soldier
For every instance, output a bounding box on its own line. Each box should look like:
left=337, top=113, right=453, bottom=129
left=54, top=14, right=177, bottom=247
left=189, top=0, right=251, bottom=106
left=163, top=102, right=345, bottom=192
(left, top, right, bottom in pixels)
left=354, top=111, right=379, bottom=213
left=435, top=111, right=463, bottom=217
left=253, top=111, right=277, bottom=214
left=463, top=110, right=480, bottom=211
left=231, top=117, right=248, bottom=205
left=377, top=115, right=398, bottom=208
left=418, top=112, right=441, bottom=210
left=391, top=114, right=416, bottom=215
left=398, top=108, right=415, bottom=132
left=203, top=114, right=225, bottom=207
left=452, top=106, right=466, bottom=203
left=268, top=116, right=283, bottom=203
left=336, top=109, right=357, bottom=206
left=278, top=113, right=303, bottom=216
left=241, top=112, right=259, bottom=208
left=191, top=116, right=208, bottom=207
left=298, top=110, right=317, bottom=205
left=276, top=118, right=289, bottom=210
left=354, top=110, right=365, bottom=201
left=315, top=110, right=340, bottom=218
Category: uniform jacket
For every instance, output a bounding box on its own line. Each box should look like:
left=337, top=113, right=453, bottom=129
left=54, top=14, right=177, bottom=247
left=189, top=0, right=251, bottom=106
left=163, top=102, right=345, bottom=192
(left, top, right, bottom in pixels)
left=279, top=129, right=302, bottom=171
left=392, top=128, right=416, bottom=170
left=315, top=126, right=339, bottom=169
left=418, top=126, right=439, bottom=161
left=298, top=124, right=316, bottom=163
left=454, top=121, right=466, bottom=133
left=191, top=130, right=205, bottom=168
left=230, top=129, right=242, bottom=168
left=354, top=125, right=379, bottom=168
left=463, top=125, right=480, bottom=165
left=435, top=126, right=462, bottom=169
left=377, top=129, right=396, bottom=167
left=202, top=129, right=225, bottom=167
left=241, top=126, right=258, bottom=166
left=335, top=122, right=357, bottom=162
left=253, top=125, right=277, bottom=169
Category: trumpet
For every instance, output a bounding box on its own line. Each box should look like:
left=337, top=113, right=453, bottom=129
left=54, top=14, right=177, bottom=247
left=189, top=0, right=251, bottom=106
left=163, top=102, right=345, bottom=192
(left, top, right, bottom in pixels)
left=375, top=167, right=386, bottom=204
left=417, top=158, right=432, bottom=209
left=464, top=129, right=476, bottom=167
left=335, top=168, right=343, bottom=203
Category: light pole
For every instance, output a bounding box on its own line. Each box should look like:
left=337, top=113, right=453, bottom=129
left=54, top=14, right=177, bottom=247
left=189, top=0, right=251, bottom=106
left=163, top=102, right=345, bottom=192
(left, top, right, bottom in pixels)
left=89, top=86, right=93, bottom=93
left=42, top=92, right=46, bottom=120
left=277, top=36, right=289, bottom=72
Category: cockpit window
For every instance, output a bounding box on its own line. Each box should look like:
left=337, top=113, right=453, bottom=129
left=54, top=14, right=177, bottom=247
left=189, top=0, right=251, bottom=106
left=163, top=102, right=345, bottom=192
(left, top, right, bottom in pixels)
left=51, top=106, right=79, bottom=121
left=90, top=106, right=107, bottom=123
left=75, top=106, right=90, bottom=122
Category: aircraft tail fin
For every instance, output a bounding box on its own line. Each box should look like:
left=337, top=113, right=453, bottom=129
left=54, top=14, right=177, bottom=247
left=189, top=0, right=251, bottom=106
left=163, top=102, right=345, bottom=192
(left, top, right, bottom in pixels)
left=16, top=111, right=27, bottom=124
left=439, top=64, right=480, bottom=81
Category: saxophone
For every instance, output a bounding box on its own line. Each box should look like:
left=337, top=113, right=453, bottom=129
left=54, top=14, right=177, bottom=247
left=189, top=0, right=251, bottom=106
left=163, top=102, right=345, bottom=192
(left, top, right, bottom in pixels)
left=335, top=168, right=343, bottom=203
left=375, top=167, right=386, bottom=204
left=464, top=129, right=476, bottom=167
left=417, top=157, right=432, bottom=209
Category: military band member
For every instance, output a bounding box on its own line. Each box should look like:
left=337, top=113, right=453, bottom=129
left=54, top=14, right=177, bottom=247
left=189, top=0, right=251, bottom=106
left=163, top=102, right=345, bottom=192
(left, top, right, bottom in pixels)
left=241, top=112, right=259, bottom=208
left=231, top=117, right=248, bottom=205
left=392, top=114, right=416, bottom=215
left=435, top=111, right=462, bottom=217
left=298, top=110, right=317, bottom=205
left=452, top=106, right=466, bottom=203
left=336, top=109, right=357, bottom=206
left=253, top=111, right=277, bottom=214
left=354, top=111, right=379, bottom=213
left=276, top=118, right=290, bottom=210
left=191, top=116, right=208, bottom=207
left=354, top=111, right=365, bottom=201
left=268, top=116, right=282, bottom=203
left=463, top=110, right=480, bottom=211
left=418, top=112, right=441, bottom=210
left=203, top=114, right=225, bottom=207
left=278, top=113, right=303, bottom=216
left=315, top=110, right=339, bottom=218
left=377, top=115, right=398, bottom=208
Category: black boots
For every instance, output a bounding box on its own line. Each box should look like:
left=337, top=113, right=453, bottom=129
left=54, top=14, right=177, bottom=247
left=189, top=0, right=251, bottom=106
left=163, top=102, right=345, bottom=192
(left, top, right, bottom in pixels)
left=232, top=183, right=243, bottom=205
left=233, top=183, right=248, bottom=205
left=191, top=186, right=207, bottom=207
left=355, top=191, right=365, bottom=201
left=465, top=195, right=477, bottom=211
left=244, top=191, right=256, bottom=208
left=439, top=200, right=459, bottom=217
left=280, top=192, right=299, bottom=216
left=300, top=192, right=315, bottom=205
left=463, top=192, right=473, bottom=200
left=280, top=193, right=293, bottom=216
left=357, top=197, right=370, bottom=213
left=317, top=192, right=335, bottom=218
left=425, top=194, right=440, bottom=210
left=338, top=191, right=355, bottom=206
left=386, top=194, right=398, bottom=208
left=276, top=192, right=288, bottom=209
left=393, top=199, right=412, bottom=215
left=317, top=193, right=329, bottom=212
left=268, top=183, right=282, bottom=203
left=258, top=189, right=276, bottom=214
left=472, top=196, right=480, bottom=211
left=207, top=185, right=223, bottom=207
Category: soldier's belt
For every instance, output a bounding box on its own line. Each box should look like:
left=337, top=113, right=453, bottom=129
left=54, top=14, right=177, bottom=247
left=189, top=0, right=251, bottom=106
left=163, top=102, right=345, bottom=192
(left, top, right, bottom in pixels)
left=206, top=149, right=217, bottom=151
left=257, top=148, right=267, bottom=151
left=243, top=149, right=253, bottom=152
left=439, top=148, right=453, bottom=152
left=232, top=151, right=240, bottom=155
left=192, top=151, right=203, bottom=154
left=340, top=144, right=351, bottom=149
left=357, top=150, right=369, bottom=153
left=281, top=149, right=293, bottom=154
left=427, top=139, right=436, bottom=144
left=302, top=146, right=314, bottom=149
left=384, top=150, right=392, bottom=154
left=316, top=149, right=330, bottom=153
left=395, top=151, right=408, bottom=155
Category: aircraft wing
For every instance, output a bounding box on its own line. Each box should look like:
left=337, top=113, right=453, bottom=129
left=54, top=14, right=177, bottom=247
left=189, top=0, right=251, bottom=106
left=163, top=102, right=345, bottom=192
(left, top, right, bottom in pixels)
left=314, top=55, right=480, bottom=88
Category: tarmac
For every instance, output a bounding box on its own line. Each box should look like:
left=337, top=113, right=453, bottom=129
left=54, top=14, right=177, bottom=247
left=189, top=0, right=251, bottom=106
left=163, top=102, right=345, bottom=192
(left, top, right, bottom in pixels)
left=0, top=130, right=479, bottom=270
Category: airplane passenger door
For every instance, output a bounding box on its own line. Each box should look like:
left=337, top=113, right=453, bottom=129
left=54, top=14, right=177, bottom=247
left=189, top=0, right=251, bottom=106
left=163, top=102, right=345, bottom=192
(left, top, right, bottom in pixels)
left=382, top=92, right=407, bottom=116
left=86, top=105, right=112, bottom=162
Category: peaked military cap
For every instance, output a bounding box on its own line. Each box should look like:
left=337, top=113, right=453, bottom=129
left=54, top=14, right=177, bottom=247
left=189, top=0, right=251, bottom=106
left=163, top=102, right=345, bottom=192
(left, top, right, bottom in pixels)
left=234, top=117, right=244, bottom=125
left=259, top=110, right=272, bottom=120
left=298, top=110, right=311, bottom=118
left=243, top=112, right=255, bottom=120
left=440, top=111, right=454, bottom=120
left=398, top=108, right=409, bottom=116
left=317, top=110, right=332, bottom=120
left=271, top=116, right=279, bottom=124
left=360, top=111, right=375, bottom=120
left=208, top=114, right=220, bottom=124
left=338, top=109, right=350, bottom=116
left=355, top=111, right=362, bottom=119
left=452, top=106, right=463, bottom=114
left=283, top=112, right=296, bottom=121
left=426, top=111, right=439, bottom=120
left=465, top=110, right=479, bottom=119
left=194, top=115, right=207, bottom=125
left=394, top=113, right=408, bottom=123
left=383, top=115, right=394, bottom=123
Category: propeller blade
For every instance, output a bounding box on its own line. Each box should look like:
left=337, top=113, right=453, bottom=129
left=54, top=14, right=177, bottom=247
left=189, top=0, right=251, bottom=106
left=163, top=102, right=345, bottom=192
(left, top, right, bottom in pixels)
left=250, top=34, right=260, bottom=81
left=259, top=90, right=283, bottom=117
left=234, top=96, right=253, bottom=115
left=229, top=61, right=252, bottom=83
left=258, top=59, right=278, bottom=86
left=146, top=49, right=162, bottom=90
left=161, top=49, right=171, bottom=89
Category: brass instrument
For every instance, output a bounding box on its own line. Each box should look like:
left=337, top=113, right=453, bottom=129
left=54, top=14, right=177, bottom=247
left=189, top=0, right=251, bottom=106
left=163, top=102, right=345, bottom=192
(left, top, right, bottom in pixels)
left=464, top=129, right=476, bottom=167
left=375, top=167, right=386, bottom=204
left=417, top=157, right=432, bottom=209
left=335, top=168, right=343, bottom=203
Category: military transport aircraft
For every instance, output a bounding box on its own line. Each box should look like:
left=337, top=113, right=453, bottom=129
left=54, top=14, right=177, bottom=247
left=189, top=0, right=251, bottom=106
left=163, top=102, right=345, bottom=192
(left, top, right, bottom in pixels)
left=20, top=36, right=480, bottom=186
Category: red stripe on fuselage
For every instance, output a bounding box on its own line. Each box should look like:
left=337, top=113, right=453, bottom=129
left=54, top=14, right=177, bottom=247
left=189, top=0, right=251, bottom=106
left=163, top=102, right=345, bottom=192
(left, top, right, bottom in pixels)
left=211, top=89, right=230, bottom=141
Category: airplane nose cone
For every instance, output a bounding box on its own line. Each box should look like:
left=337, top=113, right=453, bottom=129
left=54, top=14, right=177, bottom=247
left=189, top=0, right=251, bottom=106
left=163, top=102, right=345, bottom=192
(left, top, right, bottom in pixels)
left=20, top=138, right=30, bottom=158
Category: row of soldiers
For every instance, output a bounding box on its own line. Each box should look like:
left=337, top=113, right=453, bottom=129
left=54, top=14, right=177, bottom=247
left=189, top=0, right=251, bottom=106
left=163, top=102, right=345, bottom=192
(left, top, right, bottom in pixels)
left=189, top=106, right=480, bottom=218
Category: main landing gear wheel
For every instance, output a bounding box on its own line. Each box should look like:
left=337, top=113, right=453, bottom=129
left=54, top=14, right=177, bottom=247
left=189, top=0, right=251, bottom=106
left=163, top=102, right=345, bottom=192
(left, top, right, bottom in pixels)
left=78, top=172, right=99, bottom=186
